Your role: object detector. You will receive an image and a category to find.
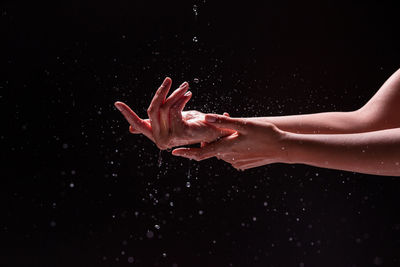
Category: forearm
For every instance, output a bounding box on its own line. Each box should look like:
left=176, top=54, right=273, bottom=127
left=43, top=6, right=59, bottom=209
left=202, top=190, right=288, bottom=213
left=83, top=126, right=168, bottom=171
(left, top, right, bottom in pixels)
left=282, top=128, right=400, bottom=176
left=248, top=110, right=368, bottom=134
left=251, top=68, right=400, bottom=134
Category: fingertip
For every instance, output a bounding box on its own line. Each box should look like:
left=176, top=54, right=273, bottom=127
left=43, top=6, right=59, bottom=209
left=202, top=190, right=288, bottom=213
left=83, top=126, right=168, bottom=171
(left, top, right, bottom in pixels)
left=172, top=149, right=183, bottom=156
left=172, top=147, right=190, bottom=156
left=164, top=77, right=172, bottom=84
left=114, top=101, right=124, bottom=111
left=129, top=125, right=136, bottom=133
left=179, top=81, right=188, bottom=88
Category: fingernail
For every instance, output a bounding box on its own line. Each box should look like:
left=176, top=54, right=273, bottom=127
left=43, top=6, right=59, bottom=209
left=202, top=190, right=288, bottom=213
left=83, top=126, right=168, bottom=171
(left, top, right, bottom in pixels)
left=180, top=81, right=188, bottom=88
left=114, top=102, right=123, bottom=111
left=184, top=91, right=192, bottom=96
left=163, top=77, right=171, bottom=85
left=205, top=115, right=217, bottom=122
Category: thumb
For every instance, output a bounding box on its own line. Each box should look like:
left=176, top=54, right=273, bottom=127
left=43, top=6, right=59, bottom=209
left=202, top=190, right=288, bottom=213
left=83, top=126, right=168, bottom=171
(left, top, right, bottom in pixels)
left=204, top=114, right=247, bottom=132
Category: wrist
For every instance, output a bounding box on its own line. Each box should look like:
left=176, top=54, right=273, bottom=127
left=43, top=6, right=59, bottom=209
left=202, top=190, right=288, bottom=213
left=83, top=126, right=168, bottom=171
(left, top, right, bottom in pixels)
left=279, top=131, right=301, bottom=164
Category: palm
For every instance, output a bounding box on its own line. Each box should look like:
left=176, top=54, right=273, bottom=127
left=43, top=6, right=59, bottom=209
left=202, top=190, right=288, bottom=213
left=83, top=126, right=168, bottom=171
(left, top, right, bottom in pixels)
left=115, top=78, right=232, bottom=150
left=136, top=111, right=233, bottom=147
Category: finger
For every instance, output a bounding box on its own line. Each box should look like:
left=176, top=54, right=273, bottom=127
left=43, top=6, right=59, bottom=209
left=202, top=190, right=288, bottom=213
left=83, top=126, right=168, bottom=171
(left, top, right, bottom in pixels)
left=151, top=77, right=173, bottom=108
left=172, top=136, right=230, bottom=161
left=159, top=83, right=189, bottom=135
left=115, top=101, right=153, bottom=138
left=204, top=114, right=248, bottom=132
left=234, top=160, right=269, bottom=170
left=163, top=82, right=189, bottom=106
left=170, top=91, right=192, bottom=124
left=234, top=162, right=259, bottom=170
left=172, top=147, right=214, bottom=161
left=147, top=77, right=172, bottom=139
left=129, top=117, right=150, bottom=133
left=231, top=156, right=267, bottom=163
left=129, top=125, right=140, bottom=134
left=129, top=120, right=151, bottom=134
left=233, top=159, right=259, bottom=167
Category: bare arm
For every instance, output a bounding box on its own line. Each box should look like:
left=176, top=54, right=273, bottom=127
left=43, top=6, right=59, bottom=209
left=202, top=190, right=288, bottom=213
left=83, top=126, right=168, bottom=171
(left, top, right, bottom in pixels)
left=285, top=128, right=400, bottom=176
left=173, top=115, right=400, bottom=176
left=251, top=68, right=400, bottom=134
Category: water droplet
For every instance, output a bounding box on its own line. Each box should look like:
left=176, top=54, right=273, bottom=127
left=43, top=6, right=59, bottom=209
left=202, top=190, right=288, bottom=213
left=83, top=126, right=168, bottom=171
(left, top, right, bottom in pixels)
left=127, top=256, right=134, bottom=263
left=154, top=224, right=160, bottom=230
left=186, top=181, right=191, bottom=188
left=69, top=182, right=74, bottom=188
left=146, top=230, right=154, bottom=239
left=158, top=150, right=163, bottom=167
left=193, top=36, right=198, bottom=42
left=198, top=210, right=204, bottom=215
left=193, top=78, right=199, bottom=83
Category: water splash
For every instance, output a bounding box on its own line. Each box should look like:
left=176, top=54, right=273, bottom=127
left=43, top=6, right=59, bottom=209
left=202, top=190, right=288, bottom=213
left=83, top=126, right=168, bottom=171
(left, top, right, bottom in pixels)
left=186, top=160, right=191, bottom=188
left=158, top=150, right=162, bottom=167
left=193, top=4, right=198, bottom=17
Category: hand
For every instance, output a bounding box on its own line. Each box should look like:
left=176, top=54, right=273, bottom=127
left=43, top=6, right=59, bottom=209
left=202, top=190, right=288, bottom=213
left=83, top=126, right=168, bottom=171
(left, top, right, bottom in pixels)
left=114, top=77, right=234, bottom=149
left=172, top=114, right=289, bottom=170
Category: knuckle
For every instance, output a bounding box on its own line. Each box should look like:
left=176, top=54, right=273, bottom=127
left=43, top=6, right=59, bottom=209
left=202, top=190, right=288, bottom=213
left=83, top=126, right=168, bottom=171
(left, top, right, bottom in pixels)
left=147, top=107, right=154, bottom=114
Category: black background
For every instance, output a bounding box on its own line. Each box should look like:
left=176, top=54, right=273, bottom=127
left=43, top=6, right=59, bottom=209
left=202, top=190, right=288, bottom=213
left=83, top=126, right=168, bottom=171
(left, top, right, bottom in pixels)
left=2, top=1, right=400, bottom=266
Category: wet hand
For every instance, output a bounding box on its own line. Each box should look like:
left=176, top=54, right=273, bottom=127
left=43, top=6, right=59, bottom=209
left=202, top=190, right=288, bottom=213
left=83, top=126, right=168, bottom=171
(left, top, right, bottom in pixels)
left=114, top=77, right=233, bottom=150
left=172, top=114, right=289, bottom=170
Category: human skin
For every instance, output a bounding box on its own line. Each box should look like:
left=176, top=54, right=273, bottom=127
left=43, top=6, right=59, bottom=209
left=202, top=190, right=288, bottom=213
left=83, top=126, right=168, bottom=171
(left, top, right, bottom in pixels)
left=116, top=69, right=400, bottom=146
left=172, top=114, right=400, bottom=176
left=114, top=78, right=233, bottom=149
left=115, top=68, right=400, bottom=175
left=248, top=68, right=400, bottom=134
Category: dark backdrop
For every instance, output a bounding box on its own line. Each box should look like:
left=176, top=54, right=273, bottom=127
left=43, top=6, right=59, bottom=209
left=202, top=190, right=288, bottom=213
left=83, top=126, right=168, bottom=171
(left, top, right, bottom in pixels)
left=2, top=1, right=400, bottom=266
